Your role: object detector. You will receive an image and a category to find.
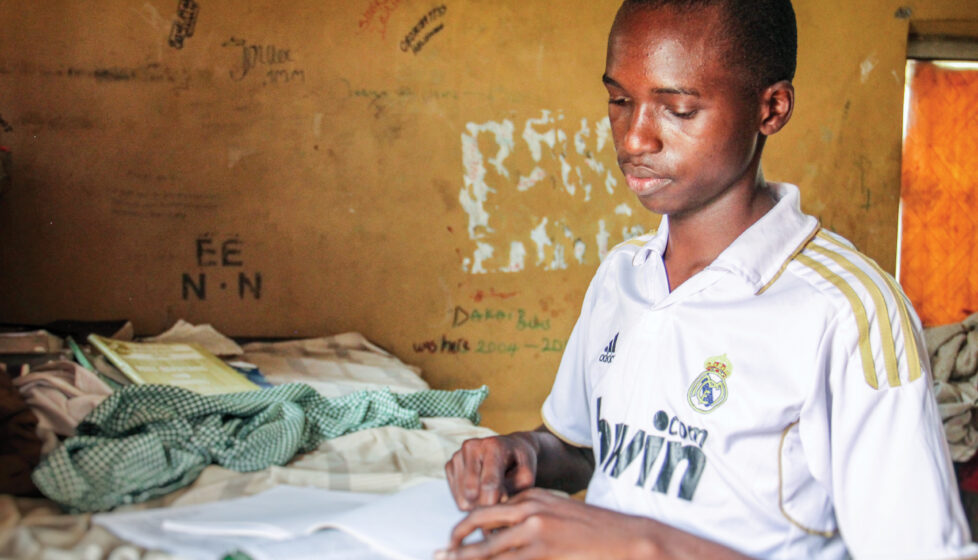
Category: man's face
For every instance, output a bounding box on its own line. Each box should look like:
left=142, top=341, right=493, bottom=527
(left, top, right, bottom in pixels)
left=604, top=4, right=764, bottom=217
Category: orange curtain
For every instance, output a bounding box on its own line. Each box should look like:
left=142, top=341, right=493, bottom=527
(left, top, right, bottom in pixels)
left=900, top=60, right=978, bottom=327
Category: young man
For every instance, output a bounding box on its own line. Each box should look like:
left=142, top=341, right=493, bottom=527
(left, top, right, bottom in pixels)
left=439, top=0, right=978, bottom=559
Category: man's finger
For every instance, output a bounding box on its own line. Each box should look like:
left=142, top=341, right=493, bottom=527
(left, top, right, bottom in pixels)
left=445, top=454, right=469, bottom=510
left=461, top=443, right=506, bottom=508
left=504, top=455, right=535, bottom=497
left=449, top=503, right=531, bottom=548
left=476, top=465, right=505, bottom=507
left=441, top=516, right=538, bottom=560
left=458, top=451, right=483, bottom=510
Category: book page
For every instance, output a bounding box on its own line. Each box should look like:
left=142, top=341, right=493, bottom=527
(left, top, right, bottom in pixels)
left=168, top=479, right=467, bottom=560
left=241, top=530, right=388, bottom=560
left=161, top=485, right=381, bottom=539
left=98, top=479, right=470, bottom=560
left=321, top=479, right=468, bottom=560
left=96, top=487, right=386, bottom=560
left=94, top=497, right=297, bottom=560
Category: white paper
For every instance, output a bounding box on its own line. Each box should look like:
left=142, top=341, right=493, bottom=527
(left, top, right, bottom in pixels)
left=323, top=480, right=470, bottom=560
left=94, top=500, right=302, bottom=560
left=94, top=479, right=467, bottom=560
left=161, top=485, right=380, bottom=539
left=243, top=530, right=387, bottom=560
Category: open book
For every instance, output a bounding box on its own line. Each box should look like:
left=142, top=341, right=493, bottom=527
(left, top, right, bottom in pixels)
left=94, top=479, right=471, bottom=560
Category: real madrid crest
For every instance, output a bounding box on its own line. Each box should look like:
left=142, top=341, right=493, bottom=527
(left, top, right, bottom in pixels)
left=687, top=354, right=733, bottom=414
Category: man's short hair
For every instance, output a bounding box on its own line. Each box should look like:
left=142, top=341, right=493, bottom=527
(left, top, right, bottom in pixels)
left=620, top=0, right=797, bottom=91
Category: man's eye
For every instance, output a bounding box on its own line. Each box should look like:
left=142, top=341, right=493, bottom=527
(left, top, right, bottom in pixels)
left=608, top=97, right=628, bottom=106
left=668, top=109, right=697, bottom=119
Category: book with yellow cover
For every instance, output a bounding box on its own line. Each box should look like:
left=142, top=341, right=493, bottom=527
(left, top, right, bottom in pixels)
left=87, top=335, right=259, bottom=395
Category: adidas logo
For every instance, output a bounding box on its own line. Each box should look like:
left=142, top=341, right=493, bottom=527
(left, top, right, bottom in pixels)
left=599, top=333, right=619, bottom=363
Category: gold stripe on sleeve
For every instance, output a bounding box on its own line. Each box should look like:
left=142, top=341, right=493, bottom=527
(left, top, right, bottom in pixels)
left=880, top=280, right=923, bottom=382
left=816, top=232, right=922, bottom=383
left=808, top=244, right=901, bottom=388
left=796, top=253, right=879, bottom=389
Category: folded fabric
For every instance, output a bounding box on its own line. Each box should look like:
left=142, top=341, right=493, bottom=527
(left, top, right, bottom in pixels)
left=0, top=365, right=44, bottom=496
left=925, top=311, right=978, bottom=462
left=12, top=361, right=114, bottom=451
left=31, top=382, right=488, bottom=512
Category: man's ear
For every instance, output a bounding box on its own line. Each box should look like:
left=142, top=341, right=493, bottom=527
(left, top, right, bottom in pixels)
left=759, top=80, right=794, bottom=136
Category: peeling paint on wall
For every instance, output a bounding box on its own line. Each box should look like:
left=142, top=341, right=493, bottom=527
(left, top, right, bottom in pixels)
left=313, top=112, right=324, bottom=137
left=860, top=53, right=878, bottom=84
left=596, top=220, right=611, bottom=260
left=523, top=111, right=558, bottom=162
left=595, top=118, right=612, bottom=152
left=504, top=241, right=526, bottom=272
left=463, top=241, right=495, bottom=274
left=460, top=120, right=515, bottom=239
left=530, top=217, right=552, bottom=267
left=459, top=109, right=646, bottom=274
left=517, top=166, right=547, bottom=191
left=573, top=238, right=586, bottom=264
left=622, top=225, right=645, bottom=240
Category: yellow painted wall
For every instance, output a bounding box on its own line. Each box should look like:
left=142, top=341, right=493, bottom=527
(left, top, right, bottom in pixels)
left=0, top=0, right=975, bottom=433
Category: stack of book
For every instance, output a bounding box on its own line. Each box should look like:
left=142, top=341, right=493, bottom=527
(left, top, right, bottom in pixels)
left=0, top=322, right=261, bottom=395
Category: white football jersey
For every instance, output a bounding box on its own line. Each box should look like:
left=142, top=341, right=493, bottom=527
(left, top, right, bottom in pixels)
left=542, top=183, right=977, bottom=559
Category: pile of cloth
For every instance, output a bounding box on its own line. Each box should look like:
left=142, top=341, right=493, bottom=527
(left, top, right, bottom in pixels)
left=928, top=312, right=978, bottom=463
left=1, top=321, right=488, bottom=512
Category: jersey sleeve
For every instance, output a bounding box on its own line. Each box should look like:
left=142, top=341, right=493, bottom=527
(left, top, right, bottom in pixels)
left=799, top=304, right=977, bottom=559
left=540, top=261, right=610, bottom=448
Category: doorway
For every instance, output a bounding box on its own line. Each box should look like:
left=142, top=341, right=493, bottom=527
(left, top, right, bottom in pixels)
left=899, top=58, right=978, bottom=327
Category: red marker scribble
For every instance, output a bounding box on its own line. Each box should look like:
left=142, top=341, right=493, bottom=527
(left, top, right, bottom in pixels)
left=358, top=0, right=404, bottom=39
left=472, top=288, right=519, bottom=303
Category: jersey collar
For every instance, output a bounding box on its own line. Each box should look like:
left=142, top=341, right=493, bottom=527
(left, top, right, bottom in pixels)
left=630, top=183, right=819, bottom=294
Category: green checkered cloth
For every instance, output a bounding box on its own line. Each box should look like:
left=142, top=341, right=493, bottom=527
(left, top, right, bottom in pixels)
left=31, top=382, right=488, bottom=512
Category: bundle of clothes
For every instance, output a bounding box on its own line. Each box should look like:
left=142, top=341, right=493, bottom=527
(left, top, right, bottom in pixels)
left=0, top=321, right=487, bottom=511
left=929, top=312, right=978, bottom=464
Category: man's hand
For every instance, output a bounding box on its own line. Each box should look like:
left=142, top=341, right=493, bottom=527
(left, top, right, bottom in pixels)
left=445, top=433, right=539, bottom=511
left=435, top=489, right=756, bottom=560
left=435, top=489, right=658, bottom=560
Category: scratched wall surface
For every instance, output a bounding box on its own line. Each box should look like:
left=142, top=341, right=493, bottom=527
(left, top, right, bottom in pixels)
left=0, top=0, right=974, bottom=432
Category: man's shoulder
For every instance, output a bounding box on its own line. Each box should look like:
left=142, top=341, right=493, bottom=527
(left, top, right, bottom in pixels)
left=785, top=229, right=924, bottom=390
left=787, top=229, right=900, bottom=307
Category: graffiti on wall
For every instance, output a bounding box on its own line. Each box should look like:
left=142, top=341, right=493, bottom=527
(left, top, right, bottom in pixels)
left=401, top=5, right=447, bottom=54
left=358, top=0, right=405, bottom=39
left=182, top=234, right=263, bottom=301
left=222, top=38, right=305, bottom=85
left=412, top=300, right=566, bottom=357
left=168, top=0, right=200, bottom=50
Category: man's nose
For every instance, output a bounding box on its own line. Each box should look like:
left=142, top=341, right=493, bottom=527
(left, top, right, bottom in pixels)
left=623, top=105, right=663, bottom=155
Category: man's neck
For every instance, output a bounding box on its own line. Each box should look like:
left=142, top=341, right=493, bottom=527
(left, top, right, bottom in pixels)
left=662, top=180, right=777, bottom=291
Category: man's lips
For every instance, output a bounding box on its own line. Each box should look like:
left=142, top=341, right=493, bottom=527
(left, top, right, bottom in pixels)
left=621, top=164, right=671, bottom=196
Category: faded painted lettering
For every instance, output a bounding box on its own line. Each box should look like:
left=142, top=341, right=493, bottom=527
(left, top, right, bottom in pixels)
left=183, top=235, right=262, bottom=300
